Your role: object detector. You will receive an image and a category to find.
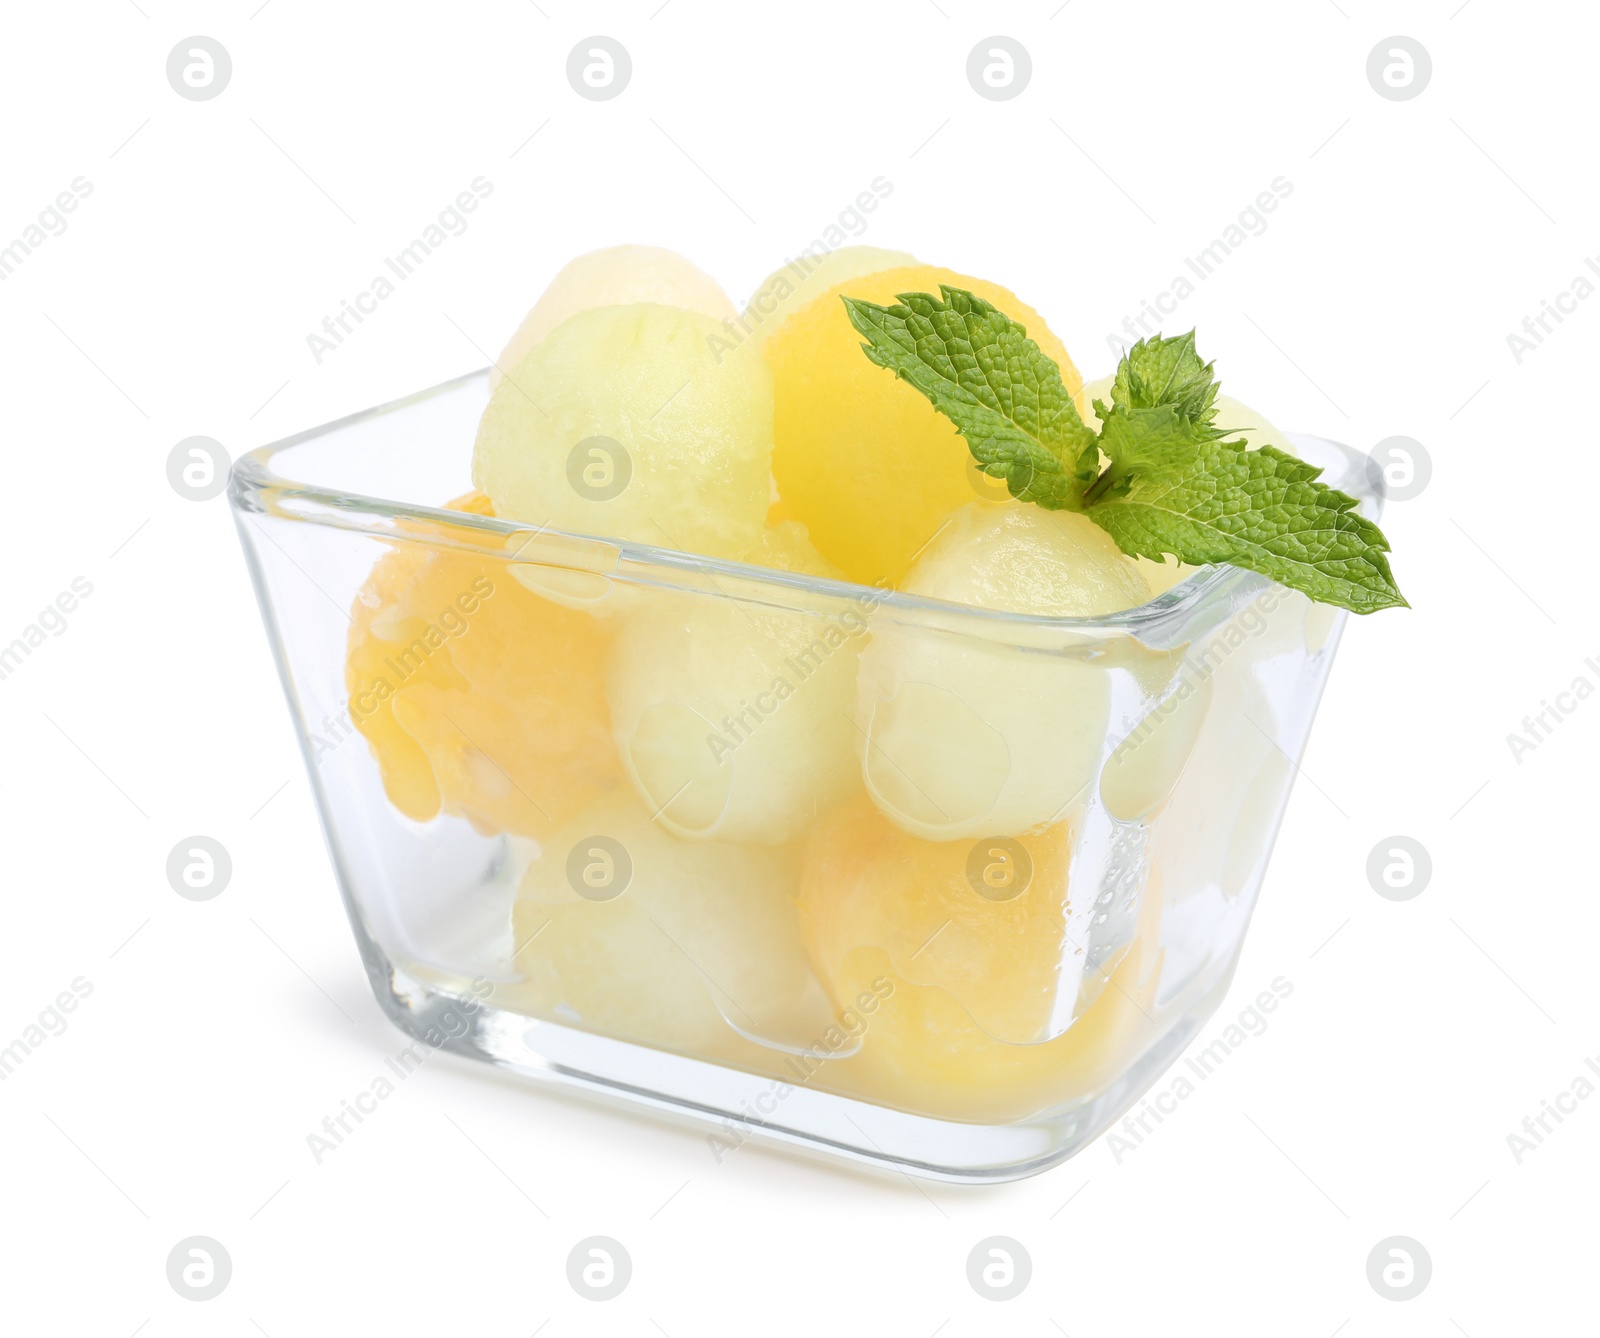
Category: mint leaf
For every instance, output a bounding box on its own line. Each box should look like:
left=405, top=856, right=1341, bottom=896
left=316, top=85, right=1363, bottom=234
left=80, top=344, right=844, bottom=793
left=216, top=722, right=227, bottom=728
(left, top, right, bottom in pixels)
left=842, top=293, right=1406, bottom=613
left=1089, top=332, right=1404, bottom=611
left=842, top=287, right=1099, bottom=510
left=1105, top=329, right=1219, bottom=427
left=1090, top=412, right=1406, bottom=613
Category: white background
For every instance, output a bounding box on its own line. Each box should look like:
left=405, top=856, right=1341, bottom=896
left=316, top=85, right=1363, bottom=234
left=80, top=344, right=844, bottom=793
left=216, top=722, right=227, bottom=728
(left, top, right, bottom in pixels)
left=1, top=1, right=1595, bottom=1333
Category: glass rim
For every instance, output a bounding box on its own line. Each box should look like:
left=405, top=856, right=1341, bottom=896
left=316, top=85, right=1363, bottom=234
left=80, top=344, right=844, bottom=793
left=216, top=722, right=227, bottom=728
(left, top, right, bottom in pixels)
left=229, top=366, right=1377, bottom=641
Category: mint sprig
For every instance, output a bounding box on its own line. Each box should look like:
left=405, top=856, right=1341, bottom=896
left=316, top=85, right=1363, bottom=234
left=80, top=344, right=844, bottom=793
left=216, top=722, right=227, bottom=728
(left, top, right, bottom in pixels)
left=843, top=287, right=1098, bottom=510
left=841, top=287, right=1405, bottom=613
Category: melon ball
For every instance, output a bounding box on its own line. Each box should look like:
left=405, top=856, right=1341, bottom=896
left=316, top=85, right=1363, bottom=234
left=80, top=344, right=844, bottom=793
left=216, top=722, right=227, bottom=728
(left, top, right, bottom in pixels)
left=510, top=789, right=816, bottom=1052
left=856, top=503, right=1151, bottom=840
left=1210, top=393, right=1294, bottom=454
left=1099, top=672, right=1214, bottom=822
left=1133, top=555, right=1196, bottom=597
left=473, top=302, right=772, bottom=560
left=798, top=794, right=1077, bottom=1044
left=764, top=263, right=1085, bottom=586
left=345, top=492, right=620, bottom=840
left=742, top=245, right=917, bottom=351
left=607, top=521, right=862, bottom=845
left=795, top=794, right=1160, bottom=1122
left=491, top=245, right=735, bottom=391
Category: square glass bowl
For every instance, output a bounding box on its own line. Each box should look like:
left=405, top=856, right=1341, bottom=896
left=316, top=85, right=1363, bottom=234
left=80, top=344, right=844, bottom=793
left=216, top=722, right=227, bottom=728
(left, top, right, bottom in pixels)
left=231, top=369, right=1371, bottom=1183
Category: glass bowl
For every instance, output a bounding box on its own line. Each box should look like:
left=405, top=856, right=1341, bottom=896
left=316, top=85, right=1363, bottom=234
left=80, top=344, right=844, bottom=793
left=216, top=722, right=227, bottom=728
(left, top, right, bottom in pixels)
left=230, top=368, right=1373, bottom=1183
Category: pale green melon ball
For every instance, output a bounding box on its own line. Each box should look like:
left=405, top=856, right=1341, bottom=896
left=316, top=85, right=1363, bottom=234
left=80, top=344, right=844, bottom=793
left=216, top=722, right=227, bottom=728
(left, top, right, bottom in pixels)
left=491, top=244, right=734, bottom=391
left=510, top=789, right=815, bottom=1051
left=857, top=503, right=1151, bottom=841
left=473, top=302, right=772, bottom=560
left=607, top=522, right=861, bottom=845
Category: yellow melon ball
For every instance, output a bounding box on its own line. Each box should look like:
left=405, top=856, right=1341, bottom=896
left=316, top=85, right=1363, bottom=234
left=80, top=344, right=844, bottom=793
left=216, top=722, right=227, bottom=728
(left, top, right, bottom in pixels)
left=345, top=492, right=620, bottom=839
left=765, top=264, right=1085, bottom=586
left=742, top=245, right=918, bottom=351
left=346, top=542, right=456, bottom=824
left=800, top=795, right=1076, bottom=1043
left=491, top=244, right=734, bottom=391
left=856, top=502, right=1151, bottom=841
left=474, top=302, right=772, bottom=561
left=796, top=795, right=1161, bottom=1122
left=509, top=789, right=817, bottom=1053
left=606, top=521, right=862, bottom=844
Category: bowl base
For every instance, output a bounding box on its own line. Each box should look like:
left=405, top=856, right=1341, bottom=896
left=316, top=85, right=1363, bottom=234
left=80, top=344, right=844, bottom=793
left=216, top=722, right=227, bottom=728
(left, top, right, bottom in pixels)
left=367, top=954, right=1208, bottom=1185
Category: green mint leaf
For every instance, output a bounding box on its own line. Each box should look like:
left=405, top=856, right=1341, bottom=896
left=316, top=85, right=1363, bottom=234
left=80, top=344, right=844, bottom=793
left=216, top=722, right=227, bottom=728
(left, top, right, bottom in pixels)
left=1104, top=330, right=1220, bottom=427
left=1090, top=410, right=1407, bottom=613
left=843, top=292, right=1406, bottom=613
left=1089, top=333, right=1404, bottom=612
left=841, top=287, right=1099, bottom=509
